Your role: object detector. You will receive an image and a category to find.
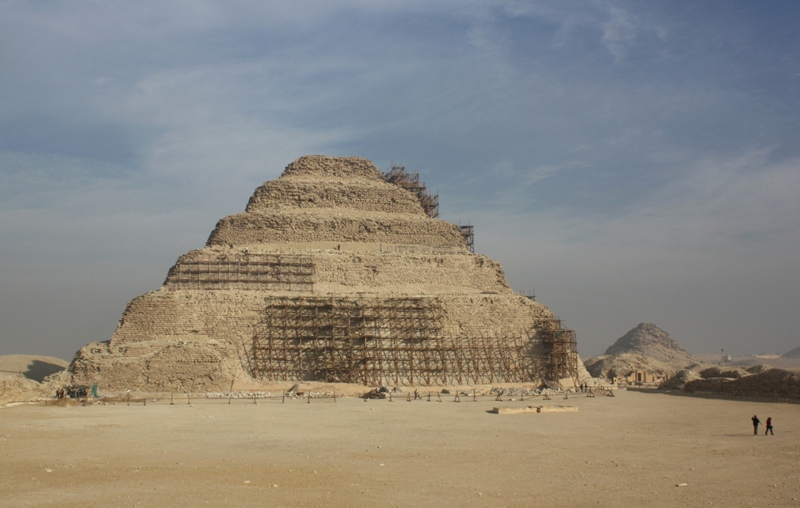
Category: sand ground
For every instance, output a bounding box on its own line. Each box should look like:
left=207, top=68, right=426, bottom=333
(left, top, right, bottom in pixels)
left=1, top=390, right=798, bottom=508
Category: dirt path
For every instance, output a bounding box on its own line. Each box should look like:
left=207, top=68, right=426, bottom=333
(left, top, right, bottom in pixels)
left=1, top=391, right=798, bottom=507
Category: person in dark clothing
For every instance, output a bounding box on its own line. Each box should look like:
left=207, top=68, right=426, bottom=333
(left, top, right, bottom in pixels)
left=765, top=417, right=774, bottom=435
left=752, top=414, right=760, bottom=435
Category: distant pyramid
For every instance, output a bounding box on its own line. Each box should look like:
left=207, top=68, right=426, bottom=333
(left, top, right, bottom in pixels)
left=604, top=323, right=695, bottom=365
left=782, top=345, right=800, bottom=359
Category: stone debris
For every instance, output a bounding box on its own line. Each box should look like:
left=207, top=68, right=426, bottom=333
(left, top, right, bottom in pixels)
left=745, top=364, right=771, bottom=375
left=659, top=364, right=800, bottom=399
left=491, top=405, right=579, bottom=414
left=203, top=392, right=275, bottom=399
left=659, top=369, right=702, bottom=391
left=684, top=368, right=800, bottom=398
left=487, top=386, right=585, bottom=397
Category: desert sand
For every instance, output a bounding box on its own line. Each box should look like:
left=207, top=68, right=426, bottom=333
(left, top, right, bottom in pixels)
left=1, top=390, right=798, bottom=507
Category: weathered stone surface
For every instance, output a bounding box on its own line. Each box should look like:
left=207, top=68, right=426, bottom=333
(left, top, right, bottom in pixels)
left=207, top=210, right=466, bottom=248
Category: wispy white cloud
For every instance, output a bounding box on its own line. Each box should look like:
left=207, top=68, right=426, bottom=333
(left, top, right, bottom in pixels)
left=602, top=6, right=637, bottom=63
left=485, top=148, right=800, bottom=256
left=641, top=150, right=800, bottom=248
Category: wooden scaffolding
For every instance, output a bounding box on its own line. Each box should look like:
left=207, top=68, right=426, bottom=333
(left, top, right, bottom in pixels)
left=383, top=165, right=440, bottom=219
left=249, top=296, right=539, bottom=386
left=164, top=254, right=314, bottom=292
left=537, top=318, right=579, bottom=386
left=459, top=224, right=474, bottom=252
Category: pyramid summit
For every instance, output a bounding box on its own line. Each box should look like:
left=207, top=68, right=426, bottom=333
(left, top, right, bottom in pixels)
left=207, top=156, right=462, bottom=249
left=65, top=155, right=578, bottom=391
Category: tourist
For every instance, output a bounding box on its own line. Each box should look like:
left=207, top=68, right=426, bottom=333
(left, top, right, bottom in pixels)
left=765, top=417, right=774, bottom=435
left=752, top=414, right=760, bottom=435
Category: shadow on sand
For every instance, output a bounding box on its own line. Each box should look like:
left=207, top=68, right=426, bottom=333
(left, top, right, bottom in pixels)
left=23, top=360, right=66, bottom=382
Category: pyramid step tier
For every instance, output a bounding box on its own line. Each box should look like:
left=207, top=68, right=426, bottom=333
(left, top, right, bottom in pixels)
left=207, top=210, right=467, bottom=248
left=245, top=180, right=426, bottom=215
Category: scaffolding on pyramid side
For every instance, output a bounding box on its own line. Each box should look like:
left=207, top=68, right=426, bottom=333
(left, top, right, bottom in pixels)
left=383, top=165, right=440, bottom=219
left=249, top=296, right=539, bottom=386
left=536, top=317, right=579, bottom=388
left=164, top=254, right=314, bottom=292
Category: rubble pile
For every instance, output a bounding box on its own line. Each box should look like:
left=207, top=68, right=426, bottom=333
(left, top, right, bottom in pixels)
left=683, top=368, right=800, bottom=398
left=659, top=364, right=800, bottom=399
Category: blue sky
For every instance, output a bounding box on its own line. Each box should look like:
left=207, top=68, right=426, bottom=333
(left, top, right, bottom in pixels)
left=1, top=0, right=798, bottom=360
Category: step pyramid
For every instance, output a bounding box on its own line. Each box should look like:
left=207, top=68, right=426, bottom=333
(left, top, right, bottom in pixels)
left=68, top=156, right=577, bottom=390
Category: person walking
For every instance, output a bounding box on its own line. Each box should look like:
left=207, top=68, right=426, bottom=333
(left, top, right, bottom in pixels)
left=765, top=417, right=774, bottom=435
left=752, top=414, right=761, bottom=435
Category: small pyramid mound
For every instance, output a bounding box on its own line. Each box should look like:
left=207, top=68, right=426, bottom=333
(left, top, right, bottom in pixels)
left=584, top=323, right=696, bottom=382
left=781, top=345, right=800, bottom=359
left=604, top=323, right=695, bottom=365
